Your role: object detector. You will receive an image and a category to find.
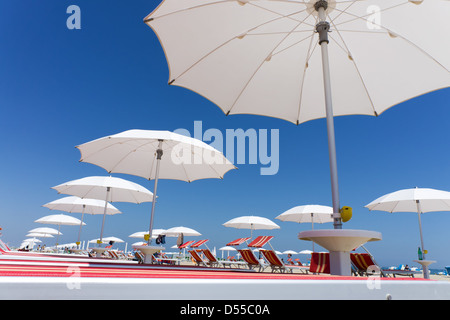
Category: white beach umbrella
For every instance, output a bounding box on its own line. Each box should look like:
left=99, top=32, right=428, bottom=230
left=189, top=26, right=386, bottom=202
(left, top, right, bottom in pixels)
left=35, top=214, right=84, bottom=247
left=35, top=214, right=84, bottom=226
left=52, top=176, right=153, bottom=245
left=283, top=250, right=298, bottom=255
left=89, top=236, right=124, bottom=244
left=219, top=246, right=236, bottom=259
left=144, top=0, right=450, bottom=230
left=276, top=205, right=333, bottom=226
left=162, top=226, right=201, bottom=237
left=23, top=238, right=42, bottom=244
left=276, top=204, right=333, bottom=251
left=26, top=233, right=54, bottom=238
left=52, top=176, right=154, bottom=203
left=223, top=215, right=280, bottom=238
left=76, top=129, right=235, bottom=243
left=365, top=187, right=450, bottom=264
left=28, top=227, right=62, bottom=236
left=129, top=229, right=166, bottom=239
left=43, top=196, right=122, bottom=245
left=20, top=238, right=41, bottom=249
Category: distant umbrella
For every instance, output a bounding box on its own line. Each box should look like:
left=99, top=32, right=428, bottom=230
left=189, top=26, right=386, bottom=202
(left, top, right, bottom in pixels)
left=223, top=215, right=280, bottom=239
left=52, top=176, right=153, bottom=246
left=43, top=196, right=121, bottom=246
left=35, top=214, right=84, bottom=247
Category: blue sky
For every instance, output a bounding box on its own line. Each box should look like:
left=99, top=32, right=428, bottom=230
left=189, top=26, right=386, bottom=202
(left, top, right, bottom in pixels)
left=0, top=1, right=449, bottom=268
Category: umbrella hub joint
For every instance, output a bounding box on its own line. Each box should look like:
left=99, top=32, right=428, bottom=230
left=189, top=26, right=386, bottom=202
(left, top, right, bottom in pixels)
left=156, top=148, right=163, bottom=160
left=314, top=0, right=328, bottom=11
left=315, top=21, right=330, bottom=45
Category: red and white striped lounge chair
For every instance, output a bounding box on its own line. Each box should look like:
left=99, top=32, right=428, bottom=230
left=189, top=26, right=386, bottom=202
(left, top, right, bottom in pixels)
left=108, top=250, right=120, bottom=259
left=260, top=249, right=309, bottom=274
left=350, top=252, right=386, bottom=277
left=201, top=249, right=222, bottom=267
left=309, top=252, right=330, bottom=274
left=237, top=248, right=268, bottom=272
left=179, top=240, right=196, bottom=249
left=226, top=237, right=251, bottom=247
left=134, top=251, right=144, bottom=264
left=247, top=236, right=274, bottom=248
left=188, top=249, right=207, bottom=266
left=190, top=239, right=209, bottom=249
left=189, top=239, right=221, bottom=267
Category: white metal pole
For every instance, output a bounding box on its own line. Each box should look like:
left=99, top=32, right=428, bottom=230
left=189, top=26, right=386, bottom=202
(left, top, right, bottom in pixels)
left=99, top=187, right=110, bottom=246
left=416, top=199, right=430, bottom=279
left=317, top=4, right=342, bottom=229
left=77, top=204, right=85, bottom=248
left=148, top=140, right=164, bottom=244
left=416, top=200, right=426, bottom=258
left=311, top=213, right=315, bottom=252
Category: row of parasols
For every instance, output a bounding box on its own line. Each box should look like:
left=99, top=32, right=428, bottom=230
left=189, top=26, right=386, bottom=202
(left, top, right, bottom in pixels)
left=24, top=186, right=450, bottom=260
left=23, top=129, right=236, bottom=250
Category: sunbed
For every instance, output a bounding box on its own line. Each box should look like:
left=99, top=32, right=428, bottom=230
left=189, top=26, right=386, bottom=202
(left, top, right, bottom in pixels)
left=309, top=252, right=330, bottom=274
left=237, top=248, right=268, bottom=272
left=188, top=249, right=207, bottom=266
left=350, top=252, right=386, bottom=277
left=260, top=249, right=309, bottom=273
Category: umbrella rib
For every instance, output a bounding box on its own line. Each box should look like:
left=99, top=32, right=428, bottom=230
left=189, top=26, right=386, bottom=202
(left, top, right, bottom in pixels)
left=228, top=11, right=314, bottom=114
left=171, top=147, right=192, bottom=182
left=332, top=3, right=449, bottom=72
left=249, top=3, right=314, bottom=28
left=296, top=27, right=318, bottom=124
left=330, top=0, right=359, bottom=22
left=332, top=1, right=409, bottom=28
left=147, top=148, right=158, bottom=181
left=169, top=6, right=310, bottom=82
left=327, top=18, right=377, bottom=115
left=389, top=201, right=401, bottom=213
left=102, top=139, right=160, bottom=179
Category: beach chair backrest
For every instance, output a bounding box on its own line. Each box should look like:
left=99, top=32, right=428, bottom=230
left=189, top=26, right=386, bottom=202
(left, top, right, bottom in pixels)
left=238, top=249, right=259, bottom=265
left=191, top=239, right=209, bottom=248
left=261, top=250, right=283, bottom=267
left=202, top=249, right=217, bottom=263
left=310, top=252, right=330, bottom=273
left=226, top=237, right=251, bottom=246
left=188, top=250, right=204, bottom=263
left=0, top=239, right=10, bottom=252
left=179, top=240, right=195, bottom=249
left=248, top=236, right=274, bottom=248
left=350, top=253, right=376, bottom=271
left=135, top=251, right=144, bottom=263
left=109, top=251, right=118, bottom=259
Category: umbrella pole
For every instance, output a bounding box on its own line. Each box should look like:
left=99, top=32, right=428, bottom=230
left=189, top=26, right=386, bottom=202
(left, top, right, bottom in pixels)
left=77, top=204, right=85, bottom=248
left=148, top=140, right=163, bottom=245
left=99, top=187, right=111, bottom=247
left=316, top=3, right=342, bottom=230
left=311, top=213, right=315, bottom=252
left=56, top=224, right=61, bottom=252
left=416, top=200, right=426, bottom=259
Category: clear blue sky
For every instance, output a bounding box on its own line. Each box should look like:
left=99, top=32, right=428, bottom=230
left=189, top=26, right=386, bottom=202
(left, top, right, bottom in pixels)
left=0, top=1, right=449, bottom=268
